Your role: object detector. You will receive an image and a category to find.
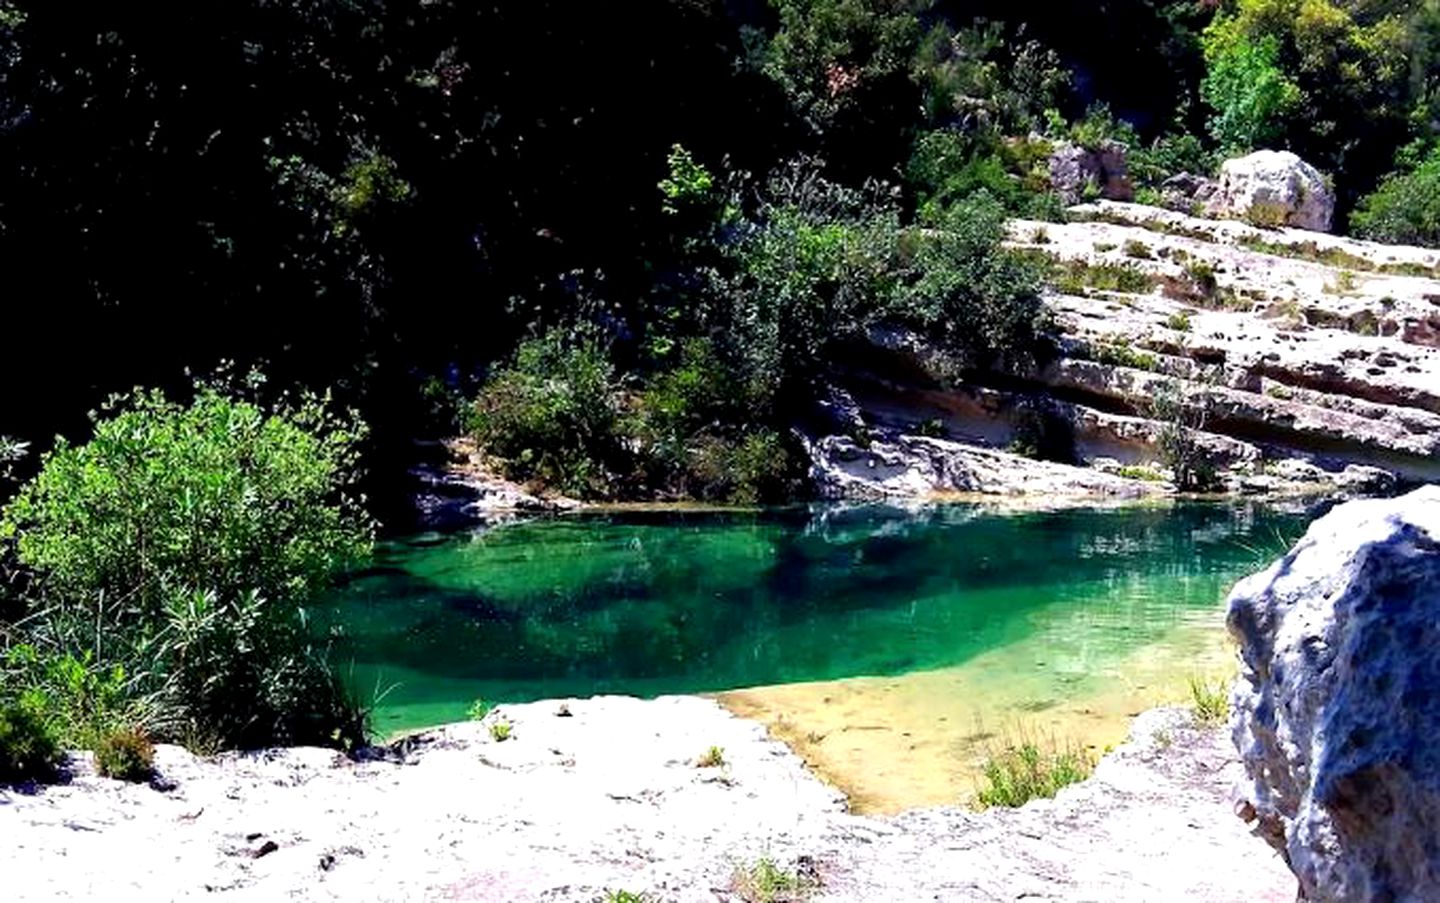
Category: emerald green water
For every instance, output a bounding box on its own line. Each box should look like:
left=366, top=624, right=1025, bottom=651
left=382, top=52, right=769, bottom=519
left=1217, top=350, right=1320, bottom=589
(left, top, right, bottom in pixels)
left=326, top=501, right=1311, bottom=735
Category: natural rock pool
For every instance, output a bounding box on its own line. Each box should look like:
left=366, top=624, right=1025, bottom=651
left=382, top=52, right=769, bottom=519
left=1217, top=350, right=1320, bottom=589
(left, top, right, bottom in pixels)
left=326, top=501, right=1311, bottom=811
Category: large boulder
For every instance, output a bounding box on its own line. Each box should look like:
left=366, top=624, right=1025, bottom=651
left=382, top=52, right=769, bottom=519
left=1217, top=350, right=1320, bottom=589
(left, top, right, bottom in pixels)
left=1227, top=486, right=1440, bottom=901
left=1209, top=150, right=1334, bottom=232
left=1049, top=140, right=1133, bottom=205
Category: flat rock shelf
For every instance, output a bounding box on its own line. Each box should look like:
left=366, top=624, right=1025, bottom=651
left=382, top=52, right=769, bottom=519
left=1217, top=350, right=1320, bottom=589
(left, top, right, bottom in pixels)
left=1, top=696, right=1294, bottom=902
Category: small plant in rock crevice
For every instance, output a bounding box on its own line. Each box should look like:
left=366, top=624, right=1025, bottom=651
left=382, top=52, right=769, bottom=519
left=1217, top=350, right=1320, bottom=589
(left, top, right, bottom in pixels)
left=489, top=720, right=513, bottom=742
left=696, top=745, right=726, bottom=768
left=1189, top=676, right=1231, bottom=727
left=730, top=855, right=815, bottom=903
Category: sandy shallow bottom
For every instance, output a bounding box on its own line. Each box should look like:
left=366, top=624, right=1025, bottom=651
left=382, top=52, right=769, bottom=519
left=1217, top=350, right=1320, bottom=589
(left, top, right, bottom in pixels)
left=718, top=614, right=1236, bottom=814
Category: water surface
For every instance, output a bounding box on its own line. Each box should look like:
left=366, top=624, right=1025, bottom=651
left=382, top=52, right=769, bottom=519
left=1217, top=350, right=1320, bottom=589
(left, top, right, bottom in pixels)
left=327, top=501, right=1308, bottom=741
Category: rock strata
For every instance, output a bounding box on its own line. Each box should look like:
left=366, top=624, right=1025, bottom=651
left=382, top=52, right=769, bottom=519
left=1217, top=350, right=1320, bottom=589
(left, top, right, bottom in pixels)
left=1228, top=486, right=1440, bottom=902
left=804, top=200, right=1440, bottom=502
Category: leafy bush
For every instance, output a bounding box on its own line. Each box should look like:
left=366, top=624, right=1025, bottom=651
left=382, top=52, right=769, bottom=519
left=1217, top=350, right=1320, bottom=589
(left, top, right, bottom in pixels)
left=1351, top=149, right=1440, bottom=249
left=4, top=376, right=370, bottom=620
left=712, top=162, right=902, bottom=408
left=489, top=719, right=513, bottom=742
left=975, top=738, right=1092, bottom=809
left=0, top=695, right=62, bottom=783
left=470, top=330, right=623, bottom=498
left=898, top=194, right=1052, bottom=374
left=682, top=430, right=797, bottom=506
left=1129, top=133, right=1219, bottom=188
left=94, top=727, right=154, bottom=782
left=1, top=375, right=374, bottom=752
left=0, top=645, right=136, bottom=750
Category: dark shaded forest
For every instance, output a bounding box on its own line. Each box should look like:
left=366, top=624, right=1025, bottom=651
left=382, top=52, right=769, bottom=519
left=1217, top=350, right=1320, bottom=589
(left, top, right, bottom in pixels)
left=2, top=1, right=1438, bottom=502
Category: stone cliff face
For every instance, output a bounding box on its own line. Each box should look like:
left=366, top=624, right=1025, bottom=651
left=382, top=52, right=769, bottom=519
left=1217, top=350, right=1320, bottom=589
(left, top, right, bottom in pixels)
left=809, top=201, right=1440, bottom=499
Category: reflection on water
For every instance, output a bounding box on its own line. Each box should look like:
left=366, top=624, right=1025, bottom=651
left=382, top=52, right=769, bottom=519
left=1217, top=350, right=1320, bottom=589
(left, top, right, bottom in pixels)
left=325, top=500, right=1313, bottom=735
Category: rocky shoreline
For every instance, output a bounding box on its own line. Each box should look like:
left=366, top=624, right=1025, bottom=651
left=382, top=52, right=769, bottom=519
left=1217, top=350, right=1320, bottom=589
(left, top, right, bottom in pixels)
left=1, top=696, right=1292, bottom=902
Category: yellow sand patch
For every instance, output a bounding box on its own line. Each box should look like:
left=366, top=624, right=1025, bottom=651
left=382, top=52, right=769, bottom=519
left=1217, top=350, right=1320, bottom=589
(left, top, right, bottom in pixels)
left=717, top=618, right=1237, bottom=815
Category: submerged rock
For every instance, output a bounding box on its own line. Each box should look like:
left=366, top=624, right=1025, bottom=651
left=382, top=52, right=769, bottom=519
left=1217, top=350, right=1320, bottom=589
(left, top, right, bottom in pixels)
left=1209, top=150, right=1334, bottom=232
left=1228, top=486, right=1440, bottom=902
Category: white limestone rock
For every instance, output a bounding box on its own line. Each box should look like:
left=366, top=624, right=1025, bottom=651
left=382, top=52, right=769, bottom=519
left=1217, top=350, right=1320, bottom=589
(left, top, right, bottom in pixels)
left=1228, top=486, right=1440, bottom=901
left=1210, top=150, right=1335, bottom=232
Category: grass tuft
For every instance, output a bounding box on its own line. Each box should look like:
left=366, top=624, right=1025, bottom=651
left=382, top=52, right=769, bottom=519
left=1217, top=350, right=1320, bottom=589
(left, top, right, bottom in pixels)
left=974, top=735, right=1093, bottom=809
left=696, top=745, right=726, bottom=768
left=94, top=727, right=155, bottom=782
left=1189, top=676, right=1230, bottom=727
left=730, top=856, right=814, bottom=903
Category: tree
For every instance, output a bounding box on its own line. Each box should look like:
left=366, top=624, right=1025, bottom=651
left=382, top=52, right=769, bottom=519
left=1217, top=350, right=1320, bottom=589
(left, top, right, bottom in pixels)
left=1201, top=33, right=1300, bottom=149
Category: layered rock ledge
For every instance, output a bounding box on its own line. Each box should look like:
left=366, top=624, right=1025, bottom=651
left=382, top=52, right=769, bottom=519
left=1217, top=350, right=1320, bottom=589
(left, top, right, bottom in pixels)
left=807, top=202, right=1440, bottom=500
left=1, top=697, right=1292, bottom=902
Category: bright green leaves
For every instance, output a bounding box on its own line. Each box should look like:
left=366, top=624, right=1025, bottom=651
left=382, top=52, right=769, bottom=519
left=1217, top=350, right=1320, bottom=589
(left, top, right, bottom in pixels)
left=1201, top=32, right=1300, bottom=149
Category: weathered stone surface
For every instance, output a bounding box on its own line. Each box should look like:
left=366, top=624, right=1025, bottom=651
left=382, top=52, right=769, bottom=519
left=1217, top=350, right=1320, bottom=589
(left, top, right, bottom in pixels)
left=1050, top=140, right=1134, bottom=205
left=410, top=436, right=578, bottom=528
left=0, top=698, right=1295, bottom=902
left=1209, top=150, right=1334, bottom=232
left=804, top=429, right=1161, bottom=500
left=1227, top=486, right=1440, bottom=902
left=1161, top=171, right=1218, bottom=211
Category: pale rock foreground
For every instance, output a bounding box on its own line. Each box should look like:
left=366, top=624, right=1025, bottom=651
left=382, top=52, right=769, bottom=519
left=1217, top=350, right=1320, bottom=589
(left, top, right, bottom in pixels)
left=2, top=697, right=1292, bottom=901
left=1229, top=485, right=1440, bottom=902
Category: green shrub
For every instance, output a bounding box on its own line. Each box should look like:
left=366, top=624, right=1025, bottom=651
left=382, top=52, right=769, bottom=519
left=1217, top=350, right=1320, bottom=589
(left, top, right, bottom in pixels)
left=682, top=430, right=796, bottom=505
left=489, top=720, right=513, bottom=742
left=1130, top=133, right=1219, bottom=189
left=899, top=193, right=1052, bottom=374
left=1200, top=31, right=1299, bottom=150
left=975, top=738, right=1092, bottom=809
left=0, top=645, right=135, bottom=750
left=0, top=695, right=62, bottom=783
left=1149, top=379, right=1221, bottom=492
left=1166, top=312, right=1193, bottom=332
left=470, top=329, right=623, bottom=499
left=1351, top=149, right=1440, bottom=249
left=3, top=376, right=371, bottom=621
left=714, top=162, right=902, bottom=408
left=1050, top=259, right=1158, bottom=296
left=94, top=727, right=154, bottom=782
left=0, top=375, right=374, bottom=753
left=467, top=698, right=492, bottom=721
